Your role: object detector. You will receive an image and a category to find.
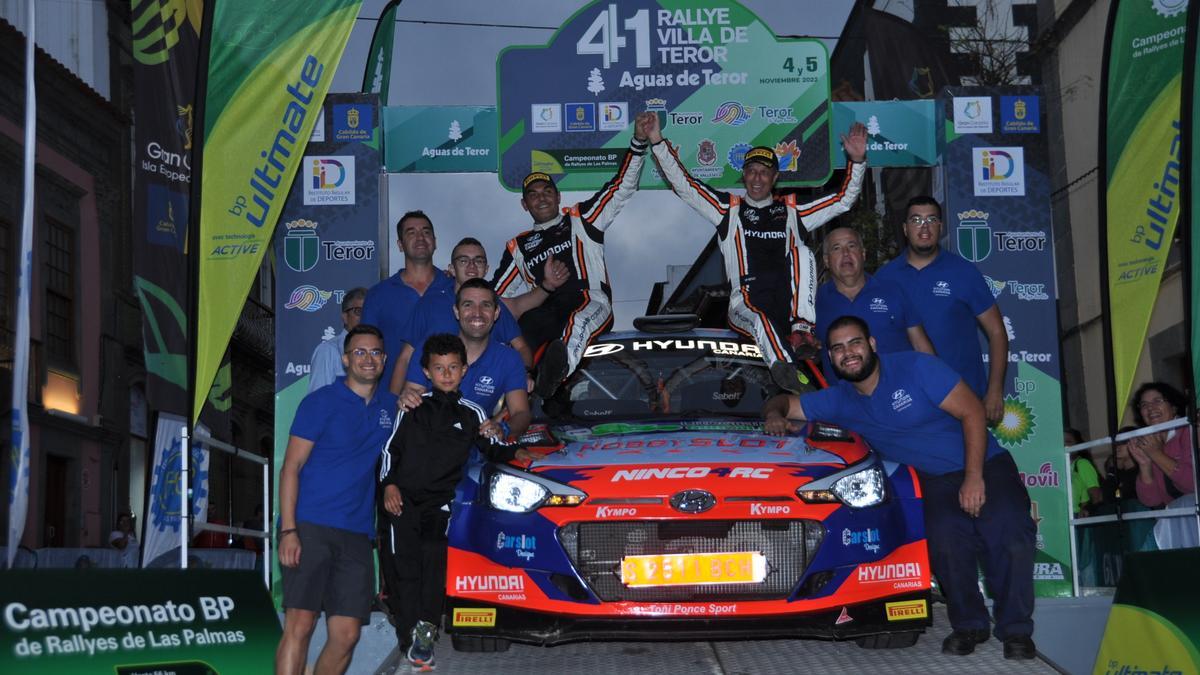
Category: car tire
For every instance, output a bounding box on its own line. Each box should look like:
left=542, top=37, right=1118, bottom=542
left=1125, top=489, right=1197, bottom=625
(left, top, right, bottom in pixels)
left=854, top=631, right=921, bottom=649
left=451, top=634, right=512, bottom=652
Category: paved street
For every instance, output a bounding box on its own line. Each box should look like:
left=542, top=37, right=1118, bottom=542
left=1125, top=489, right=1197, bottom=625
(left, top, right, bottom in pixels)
left=354, top=604, right=1058, bottom=674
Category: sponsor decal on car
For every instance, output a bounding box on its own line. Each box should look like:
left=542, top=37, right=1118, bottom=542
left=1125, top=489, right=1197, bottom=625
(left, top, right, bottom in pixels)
left=595, top=506, right=638, bottom=518
left=452, top=608, right=497, bottom=627
left=857, top=562, right=923, bottom=589
left=885, top=599, right=928, bottom=621
left=454, top=575, right=524, bottom=594
left=611, top=466, right=773, bottom=481
left=627, top=603, right=739, bottom=616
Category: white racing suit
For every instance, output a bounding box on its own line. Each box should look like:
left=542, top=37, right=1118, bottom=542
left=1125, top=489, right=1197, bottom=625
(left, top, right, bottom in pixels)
left=493, top=137, right=648, bottom=373
left=651, top=141, right=865, bottom=369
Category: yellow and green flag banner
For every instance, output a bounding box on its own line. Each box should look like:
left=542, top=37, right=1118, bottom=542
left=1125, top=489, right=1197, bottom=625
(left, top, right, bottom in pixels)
left=193, top=0, right=362, bottom=423
left=1102, top=0, right=1188, bottom=427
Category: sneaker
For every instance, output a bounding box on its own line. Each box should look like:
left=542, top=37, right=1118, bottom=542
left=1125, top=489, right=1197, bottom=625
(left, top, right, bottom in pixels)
left=534, top=340, right=569, bottom=398
left=405, top=620, right=437, bottom=671
left=941, top=628, right=990, bottom=655
left=788, top=321, right=822, bottom=361
left=770, top=361, right=806, bottom=394
left=1003, top=635, right=1037, bottom=660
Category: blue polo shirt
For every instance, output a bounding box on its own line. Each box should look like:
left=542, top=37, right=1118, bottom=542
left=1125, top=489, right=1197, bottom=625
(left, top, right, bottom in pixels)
left=290, top=378, right=398, bottom=535
left=406, top=338, right=525, bottom=414
left=875, top=249, right=995, bottom=397
left=407, top=290, right=522, bottom=349
left=800, top=351, right=1005, bottom=475
left=361, top=269, right=455, bottom=388
left=815, top=274, right=921, bottom=383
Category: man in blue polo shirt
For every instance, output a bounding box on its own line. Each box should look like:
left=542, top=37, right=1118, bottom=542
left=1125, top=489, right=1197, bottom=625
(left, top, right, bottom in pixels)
left=276, top=324, right=399, bottom=675
left=392, top=237, right=548, bottom=393
left=815, top=226, right=933, bottom=382
left=361, top=210, right=455, bottom=395
left=400, top=278, right=531, bottom=438
left=762, top=315, right=1036, bottom=660
left=875, top=196, right=1008, bottom=424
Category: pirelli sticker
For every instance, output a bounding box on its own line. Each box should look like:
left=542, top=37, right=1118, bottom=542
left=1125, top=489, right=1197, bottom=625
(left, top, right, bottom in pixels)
left=452, top=608, right=497, bottom=627
left=884, top=599, right=928, bottom=621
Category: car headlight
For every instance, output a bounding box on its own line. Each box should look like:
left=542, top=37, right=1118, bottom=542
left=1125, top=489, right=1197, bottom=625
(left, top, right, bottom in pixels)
left=797, top=465, right=886, bottom=508
left=832, top=466, right=886, bottom=507
left=485, top=465, right=586, bottom=513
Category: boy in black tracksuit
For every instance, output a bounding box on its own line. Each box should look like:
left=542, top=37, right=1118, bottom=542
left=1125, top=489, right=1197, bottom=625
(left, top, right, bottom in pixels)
left=378, top=333, right=530, bottom=671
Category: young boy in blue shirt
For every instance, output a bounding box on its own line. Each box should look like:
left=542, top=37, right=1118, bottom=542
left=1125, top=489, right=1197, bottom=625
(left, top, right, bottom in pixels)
left=378, top=333, right=532, bottom=671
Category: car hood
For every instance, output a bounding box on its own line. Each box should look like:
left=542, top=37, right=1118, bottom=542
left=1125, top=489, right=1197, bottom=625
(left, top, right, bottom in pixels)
left=523, top=418, right=868, bottom=499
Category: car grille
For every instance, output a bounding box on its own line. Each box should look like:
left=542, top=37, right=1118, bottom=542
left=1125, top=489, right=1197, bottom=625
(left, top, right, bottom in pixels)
left=558, top=520, right=824, bottom=602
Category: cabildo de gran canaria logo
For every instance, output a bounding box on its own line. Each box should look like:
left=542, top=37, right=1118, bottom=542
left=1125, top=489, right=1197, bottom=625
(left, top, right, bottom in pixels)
left=131, top=0, right=203, bottom=65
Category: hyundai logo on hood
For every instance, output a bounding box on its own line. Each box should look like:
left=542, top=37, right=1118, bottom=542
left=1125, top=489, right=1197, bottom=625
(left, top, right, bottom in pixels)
left=670, top=489, right=716, bottom=514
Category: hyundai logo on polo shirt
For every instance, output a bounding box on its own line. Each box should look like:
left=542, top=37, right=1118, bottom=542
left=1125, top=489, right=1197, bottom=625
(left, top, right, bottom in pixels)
left=379, top=409, right=393, bottom=429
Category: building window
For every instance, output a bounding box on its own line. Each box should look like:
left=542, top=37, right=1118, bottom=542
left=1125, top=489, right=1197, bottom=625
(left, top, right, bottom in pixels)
left=44, top=217, right=75, bottom=366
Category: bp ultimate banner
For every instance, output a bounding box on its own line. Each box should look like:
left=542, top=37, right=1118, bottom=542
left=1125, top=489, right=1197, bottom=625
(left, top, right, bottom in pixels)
left=272, top=93, right=383, bottom=603
left=497, top=0, right=832, bottom=192
left=0, top=570, right=279, bottom=674
left=938, top=86, right=1071, bottom=598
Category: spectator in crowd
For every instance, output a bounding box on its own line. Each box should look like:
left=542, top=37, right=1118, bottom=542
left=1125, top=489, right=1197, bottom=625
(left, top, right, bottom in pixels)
left=75, top=554, right=94, bottom=569
left=1065, top=429, right=1103, bottom=517
left=362, top=211, right=455, bottom=395
left=815, top=226, right=934, bottom=383
left=762, top=316, right=1037, bottom=660
left=875, top=196, right=1008, bottom=424
left=1129, top=382, right=1197, bottom=549
left=642, top=112, right=867, bottom=393
left=275, top=325, right=398, bottom=675
left=392, top=238, right=539, bottom=394
left=109, top=512, right=139, bottom=568
left=379, top=333, right=531, bottom=671
left=308, top=287, right=366, bottom=393
left=493, top=115, right=650, bottom=397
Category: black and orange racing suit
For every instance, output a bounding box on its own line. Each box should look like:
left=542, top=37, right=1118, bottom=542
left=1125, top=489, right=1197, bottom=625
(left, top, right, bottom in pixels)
left=492, top=137, right=648, bottom=373
left=650, top=141, right=865, bottom=369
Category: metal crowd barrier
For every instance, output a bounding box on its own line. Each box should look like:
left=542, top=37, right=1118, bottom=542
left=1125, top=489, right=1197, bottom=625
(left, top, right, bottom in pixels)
left=1063, top=417, right=1200, bottom=595
left=181, top=427, right=271, bottom=589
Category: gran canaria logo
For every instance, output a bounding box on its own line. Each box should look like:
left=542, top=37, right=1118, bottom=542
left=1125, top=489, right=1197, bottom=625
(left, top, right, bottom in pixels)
left=131, top=0, right=203, bottom=65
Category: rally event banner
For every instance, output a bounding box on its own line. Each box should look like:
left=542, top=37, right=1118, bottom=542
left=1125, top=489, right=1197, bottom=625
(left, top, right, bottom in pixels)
left=0, top=570, right=279, bottom=674
left=497, top=0, right=832, bottom=192
left=1187, top=0, right=1200, bottom=404
left=1101, top=0, right=1187, bottom=424
left=193, top=0, right=362, bottom=423
left=939, top=87, right=1071, bottom=597
left=271, top=93, right=383, bottom=604
left=130, top=0, right=232, bottom=430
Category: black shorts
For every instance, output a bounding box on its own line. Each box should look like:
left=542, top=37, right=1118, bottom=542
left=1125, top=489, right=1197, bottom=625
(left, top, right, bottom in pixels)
left=281, top=521, right=373, bottom=621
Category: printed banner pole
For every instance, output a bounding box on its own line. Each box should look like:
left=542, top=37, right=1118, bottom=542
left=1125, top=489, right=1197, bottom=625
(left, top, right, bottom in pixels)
left=1187, top=0, right=1200, bottom=406
left=191, top=0, right=364, bottom=424
left=6, top=0, right=35, bottom=569
left=362, top=0, right=401, bottom=104
left=1100, top=0, right=1188, bottom=428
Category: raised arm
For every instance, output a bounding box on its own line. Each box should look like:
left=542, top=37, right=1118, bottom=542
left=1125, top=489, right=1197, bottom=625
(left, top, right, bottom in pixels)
left=794, top=123, right=868, bottom=232
left=575, top=132, right=650, bottom=233
left=643, top=112, right=730, bottom=226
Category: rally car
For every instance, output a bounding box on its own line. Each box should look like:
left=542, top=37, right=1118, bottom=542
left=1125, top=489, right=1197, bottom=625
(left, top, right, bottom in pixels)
left=444, top=317, right=930, bottom=652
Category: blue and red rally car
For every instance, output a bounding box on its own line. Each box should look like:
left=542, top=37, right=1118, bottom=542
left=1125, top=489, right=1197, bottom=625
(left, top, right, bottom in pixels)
left=444, top=320, right=930, bottom=652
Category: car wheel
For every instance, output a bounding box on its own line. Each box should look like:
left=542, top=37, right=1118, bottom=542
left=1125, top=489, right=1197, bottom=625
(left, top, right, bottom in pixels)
left=451, top=634, right=512, bottom=652
left=854, top=631, right=921, bottom=649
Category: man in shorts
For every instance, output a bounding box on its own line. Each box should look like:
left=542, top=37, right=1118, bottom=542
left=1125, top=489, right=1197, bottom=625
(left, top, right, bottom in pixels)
left=275, top=325, right=399, bottom=675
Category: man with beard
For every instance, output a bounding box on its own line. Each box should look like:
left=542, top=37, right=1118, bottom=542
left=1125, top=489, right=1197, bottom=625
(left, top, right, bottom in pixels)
left=361, top=210, right=456, bottom=395
left=815, top=226, right=933, bottom=383
left=399, top=278, right=531, bottom=439
left=761, top=316, right=1037, bottom=660
left=875, top=197, right=1008, bottom=423
left=640, top=112, right=867, bottom=393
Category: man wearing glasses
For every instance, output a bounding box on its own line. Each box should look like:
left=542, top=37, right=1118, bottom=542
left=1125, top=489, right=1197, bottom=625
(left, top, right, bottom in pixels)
left=876, top=196, right=1009, bottom=424
left=276, top=324, right=398, bottom=675
left=307, top=287, right=367, bottom=393
left=391, top=238, right=536, bottom=396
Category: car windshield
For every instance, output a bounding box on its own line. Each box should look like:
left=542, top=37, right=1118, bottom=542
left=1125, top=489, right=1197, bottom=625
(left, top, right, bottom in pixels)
left=539, top=336, right=795, bottom=422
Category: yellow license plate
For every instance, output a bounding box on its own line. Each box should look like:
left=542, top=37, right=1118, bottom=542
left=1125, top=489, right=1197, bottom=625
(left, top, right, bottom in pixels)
left=620, top=551, right=766, bottom=587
